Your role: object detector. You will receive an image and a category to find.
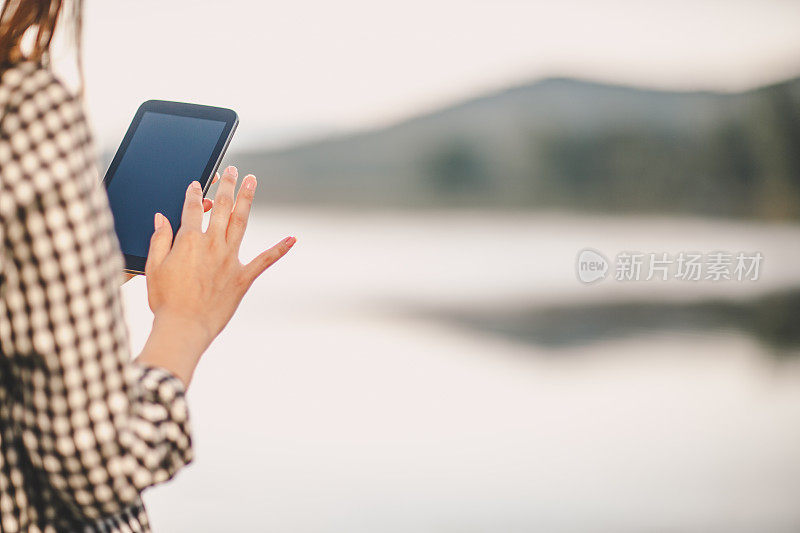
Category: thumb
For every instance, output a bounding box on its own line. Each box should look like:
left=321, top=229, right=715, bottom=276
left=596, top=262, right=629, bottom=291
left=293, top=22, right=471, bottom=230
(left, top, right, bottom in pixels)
left=145, top=212, right=173, bottom=274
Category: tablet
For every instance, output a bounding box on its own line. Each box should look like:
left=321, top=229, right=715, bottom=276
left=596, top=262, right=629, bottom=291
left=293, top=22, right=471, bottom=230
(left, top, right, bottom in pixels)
left=103, top=100, right=238, bottom=274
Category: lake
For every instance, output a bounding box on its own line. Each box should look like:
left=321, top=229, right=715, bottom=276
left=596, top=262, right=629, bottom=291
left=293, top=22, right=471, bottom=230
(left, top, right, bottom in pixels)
left=120, top=209, right=800, bottom=532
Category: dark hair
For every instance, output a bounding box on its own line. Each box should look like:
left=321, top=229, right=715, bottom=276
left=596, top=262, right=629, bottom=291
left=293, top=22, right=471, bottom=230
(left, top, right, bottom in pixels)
left=0, top=0, right=82, bottom=71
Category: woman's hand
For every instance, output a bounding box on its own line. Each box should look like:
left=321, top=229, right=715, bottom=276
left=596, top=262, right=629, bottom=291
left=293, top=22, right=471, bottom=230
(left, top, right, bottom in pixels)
left=135, top=166, right=296, bottom=386
left=120, top=173, right=219, bottom=285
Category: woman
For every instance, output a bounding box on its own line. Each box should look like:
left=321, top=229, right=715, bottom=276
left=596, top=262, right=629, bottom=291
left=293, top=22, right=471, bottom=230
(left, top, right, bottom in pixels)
left=0, top=1, right=295, bottom=531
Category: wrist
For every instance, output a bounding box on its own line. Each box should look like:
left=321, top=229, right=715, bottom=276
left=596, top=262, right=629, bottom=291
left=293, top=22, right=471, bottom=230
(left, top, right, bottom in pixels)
left=137, top=312, right=213, bottom=388
left=152, top=311, right=213, bottom=349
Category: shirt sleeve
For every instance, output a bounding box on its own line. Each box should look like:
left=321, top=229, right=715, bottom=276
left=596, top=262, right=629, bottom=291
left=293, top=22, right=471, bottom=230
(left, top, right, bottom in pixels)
left=0, top=64, right=193, bottom=522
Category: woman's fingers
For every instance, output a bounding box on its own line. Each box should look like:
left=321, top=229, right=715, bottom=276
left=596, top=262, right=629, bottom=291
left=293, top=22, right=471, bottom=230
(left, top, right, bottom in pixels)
left=145, top=212, right=173, bottom=274
left=226, top=174, right=257, bottom=249
left=209, top=166, right=238, bottom=236
left=180, top=181, right=204, bottom=232
left=243, top=236, right=296, bottom=286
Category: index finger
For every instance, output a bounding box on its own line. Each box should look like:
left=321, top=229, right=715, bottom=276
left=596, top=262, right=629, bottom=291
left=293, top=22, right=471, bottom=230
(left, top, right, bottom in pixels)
left=180, top=180, right=204, bottom=232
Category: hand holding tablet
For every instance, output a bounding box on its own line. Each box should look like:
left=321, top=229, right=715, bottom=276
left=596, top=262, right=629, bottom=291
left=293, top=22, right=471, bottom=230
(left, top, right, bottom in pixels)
left=104, top=100, right=296, bottom=385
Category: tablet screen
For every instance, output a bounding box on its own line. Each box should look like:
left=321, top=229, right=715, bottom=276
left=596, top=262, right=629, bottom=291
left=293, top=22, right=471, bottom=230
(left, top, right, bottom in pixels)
left=105, top=111, right=226, bottom=259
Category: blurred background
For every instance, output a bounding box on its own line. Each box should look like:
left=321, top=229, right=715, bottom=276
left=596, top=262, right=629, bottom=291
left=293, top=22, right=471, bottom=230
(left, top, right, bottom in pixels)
left=77, top=0, right=800, bottom=531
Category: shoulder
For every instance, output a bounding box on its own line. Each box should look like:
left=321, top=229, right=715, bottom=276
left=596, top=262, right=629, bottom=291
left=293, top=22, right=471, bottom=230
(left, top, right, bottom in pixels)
left=0, top=60, right=74, bottom=117
left=0, top=61, right=95, bottom=217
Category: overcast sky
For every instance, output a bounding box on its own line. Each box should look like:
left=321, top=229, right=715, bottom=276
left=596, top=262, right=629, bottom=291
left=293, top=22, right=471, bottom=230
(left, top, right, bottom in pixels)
left=69, top=0, right=800, bottom=150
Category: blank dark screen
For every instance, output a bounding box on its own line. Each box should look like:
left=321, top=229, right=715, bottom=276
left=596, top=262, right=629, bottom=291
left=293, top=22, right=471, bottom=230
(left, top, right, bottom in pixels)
left=106, top=111, right=226, bottom=258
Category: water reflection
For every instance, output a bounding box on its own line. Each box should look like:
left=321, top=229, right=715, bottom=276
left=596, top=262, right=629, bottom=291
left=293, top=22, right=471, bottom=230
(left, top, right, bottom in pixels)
left=420, top=288, right=800, bottom=354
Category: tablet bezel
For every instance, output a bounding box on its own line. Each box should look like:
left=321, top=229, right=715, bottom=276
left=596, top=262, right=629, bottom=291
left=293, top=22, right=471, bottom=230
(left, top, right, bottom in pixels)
left=102, top=100, right=238, bottom=275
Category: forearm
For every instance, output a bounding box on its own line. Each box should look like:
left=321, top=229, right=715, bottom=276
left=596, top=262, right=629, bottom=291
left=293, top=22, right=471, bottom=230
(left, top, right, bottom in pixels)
left=136, top=313, right=213, bottom=388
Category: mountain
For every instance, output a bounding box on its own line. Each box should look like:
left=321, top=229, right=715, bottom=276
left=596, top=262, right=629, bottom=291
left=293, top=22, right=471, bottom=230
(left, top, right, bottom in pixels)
left=227, top=76, right=800, bottom=218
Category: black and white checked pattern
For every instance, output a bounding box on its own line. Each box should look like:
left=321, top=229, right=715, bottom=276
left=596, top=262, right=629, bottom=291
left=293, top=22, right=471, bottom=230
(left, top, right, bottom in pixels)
left=0, top=61, right=193, bottom=532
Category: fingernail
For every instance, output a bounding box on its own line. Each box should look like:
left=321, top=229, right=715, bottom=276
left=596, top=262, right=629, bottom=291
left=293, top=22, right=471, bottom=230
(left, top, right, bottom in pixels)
left=244, top=175, right=257, bottom=191
left=191, top=180, right=201, bottom=191
left=284, top=236, right=296, bottom=246
left=226, top=166, right=238, bottom=178
left=154, top=212, right=164, bottom=229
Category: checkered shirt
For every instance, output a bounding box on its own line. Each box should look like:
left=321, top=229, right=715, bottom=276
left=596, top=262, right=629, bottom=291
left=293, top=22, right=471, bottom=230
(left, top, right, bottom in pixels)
left=0, top=61, right=193, bottom=532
